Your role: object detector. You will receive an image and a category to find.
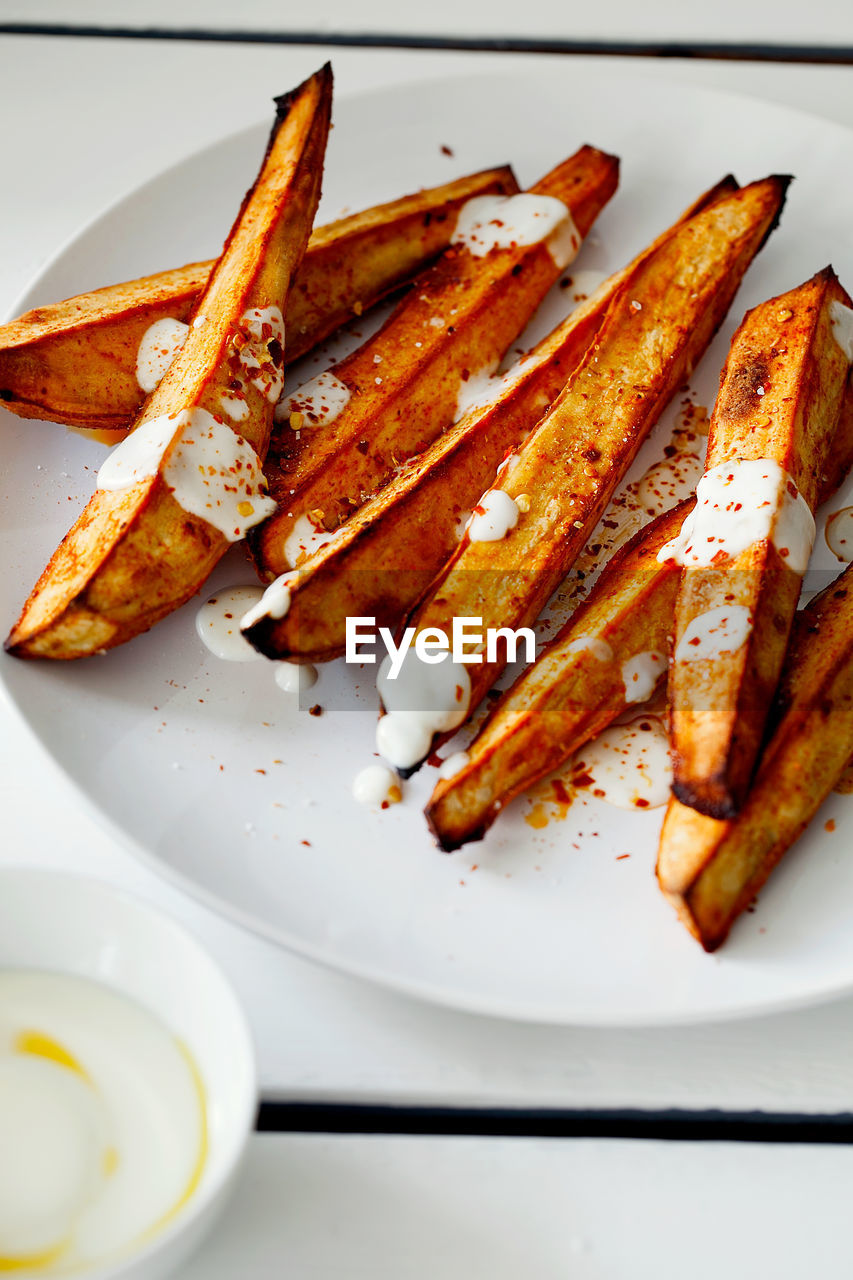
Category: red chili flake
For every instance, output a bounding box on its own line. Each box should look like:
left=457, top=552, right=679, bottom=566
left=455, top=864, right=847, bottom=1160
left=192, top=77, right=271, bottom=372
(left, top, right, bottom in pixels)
left=825, top=819, right=837, bottom=832
left=689, top=636, right=701, bottom=646
left=441, top=144, right=454, bottom=156
left=308, top=704, right=323, bottom=717
left=301, top=839, right=311, bottom=847
left=634, top=798, right=650, bottom=808
left=255, top=769, right=266, bottom=775
left=551, top=779, right=572, bottom=806
left=616, top=853, right=630, bottom=860
left=472, top=503, right=487, bottom=516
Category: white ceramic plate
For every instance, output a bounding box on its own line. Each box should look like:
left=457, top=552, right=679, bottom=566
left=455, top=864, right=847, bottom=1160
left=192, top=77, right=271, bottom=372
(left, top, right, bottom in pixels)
left=3, top=66, right=853, bottom=1026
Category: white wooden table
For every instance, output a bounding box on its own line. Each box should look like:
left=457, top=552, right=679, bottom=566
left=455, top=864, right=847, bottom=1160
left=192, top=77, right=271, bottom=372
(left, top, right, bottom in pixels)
left=3, top=11, right=853, bottom=1275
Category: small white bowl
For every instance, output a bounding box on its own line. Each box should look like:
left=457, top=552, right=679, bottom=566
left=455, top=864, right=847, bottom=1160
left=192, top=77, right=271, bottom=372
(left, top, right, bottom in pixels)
left=0, top=867, right=257, bottom=1280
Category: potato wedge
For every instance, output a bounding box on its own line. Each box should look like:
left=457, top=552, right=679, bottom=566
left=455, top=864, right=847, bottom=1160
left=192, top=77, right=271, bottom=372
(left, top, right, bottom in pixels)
left=667, top=268, right=853, bottom=819
left=657, top=565, right=853, bottom=950
left=426, top=362, right=853, bottom=848
left=0, top=166, right=517, bottom=434
left=244, top=178, right=738, bottom=663
left=426, top=500, right=689, bottom=850
left=5, top=66, right=332, bottom=660
left=249, top=145, right=620, bottom=582
left=377, top=176, right=788, bottom=773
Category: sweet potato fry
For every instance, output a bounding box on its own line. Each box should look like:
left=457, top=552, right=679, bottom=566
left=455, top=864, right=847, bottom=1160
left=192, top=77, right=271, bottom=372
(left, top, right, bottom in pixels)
left=657, top=565, right=853, bottom=950
left=249, top=145, right=620, bottom=582
left=378, top=175, right=788, bottom=772
left=0, top=166, right=517, bottom=433
left=5, top=65, right=332, bottom=659
left=426, top=500, right=689, bottom=850
left=427, top=352, right=853, bottom=848
left=667, top=268, right=853, bottom=819
left=244, top=178, right=738, bottom=663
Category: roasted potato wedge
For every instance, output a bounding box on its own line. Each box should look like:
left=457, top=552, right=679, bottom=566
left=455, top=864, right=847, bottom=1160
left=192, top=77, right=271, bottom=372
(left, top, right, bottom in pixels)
left=427, top=350, right=853, bottom=848
left=378, top=176, right=788, bottom=772
left=249, top=145, right=620, bottom=582
left=0, top=166, right=517, bottom=433
left=658, top=565, right=853, bottom=950
left=5, top=65, right=332, bottom=660
left=244, top=178, right=738, bottom=663
left=668, top=268, right=853, bottom=819
left=426, top=500, right=689, bottom=850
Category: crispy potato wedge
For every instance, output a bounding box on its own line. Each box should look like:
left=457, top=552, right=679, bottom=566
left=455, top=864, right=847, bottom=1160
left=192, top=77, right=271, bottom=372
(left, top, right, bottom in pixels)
left=5, top=66, right=332, bottom=660
left=380, top=176, right=788, bottom=772
left=249, top=145, right=620, bottom=581
left=668, top=268, right=853, bottom=819
left=426, top=355, right=853, bottom=848
left=658, top=565, right=853, bottom=950
left=245, top=178, right=738, bottom=663
left=426, top=499, right=689, bottom=849
left=0, top=166, right=518, bottom=434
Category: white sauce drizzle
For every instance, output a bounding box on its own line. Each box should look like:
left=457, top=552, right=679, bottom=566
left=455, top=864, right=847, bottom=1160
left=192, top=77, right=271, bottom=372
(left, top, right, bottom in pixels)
left=674, top=606, right=753, bottom=663
left=135, top=317, right=188, bottom=393
left=376, top=651, right=471, bottom=770
left=236, top=306, right=285, bottom=403
left=829, top=300, right=853, bottom=361
left=284, top=512, right=336, bottom=567
left=240, top=572, right=297, bottom=630
left=566, top=636, right=614, bottom=663
left=657, top=458, right=815, bottom=574
left=467, top=490, right=521, bottom=542
left=545, top=215, right=582, bottom=271
left=825, top=506, right=853, bottom=562
left=195, top=586, right=264, bottom=661
left=437, top=751, right=470, bottom=781
left=352, top=764, right=399, bottom=807
left=219, top=390, right=249, bottom=422
left=621, top=650, right=667, bottom=704
left=572, top=715, right=671, bottom=810
left=275, top=662, right=318, bottom=693
left=452, top=194, right=577, bottom=262
left=275, top=370, right=351, bottom=426
left=96, top=413, right=177, bottom=490
left=98, top=407, right=276, bottom=541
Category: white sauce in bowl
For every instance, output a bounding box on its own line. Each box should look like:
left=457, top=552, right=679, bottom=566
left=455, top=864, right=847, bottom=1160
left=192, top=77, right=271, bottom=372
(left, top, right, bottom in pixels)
left=0, top=971, right=206, bottom=1275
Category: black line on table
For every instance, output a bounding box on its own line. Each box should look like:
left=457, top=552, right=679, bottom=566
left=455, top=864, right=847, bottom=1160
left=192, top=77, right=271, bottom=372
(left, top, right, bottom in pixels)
left=255, top=1102, right=853, bottom=1143
left=2, top=24, right=853, bottom=65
